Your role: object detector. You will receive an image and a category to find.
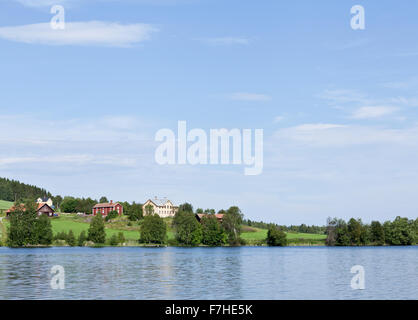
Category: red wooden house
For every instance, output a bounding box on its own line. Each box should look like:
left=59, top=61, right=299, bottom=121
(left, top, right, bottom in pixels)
left=92, top=200, right=123, bottom=217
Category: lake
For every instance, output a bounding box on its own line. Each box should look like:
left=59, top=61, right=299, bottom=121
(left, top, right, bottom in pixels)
left=0, top=246, right=416, bottom=300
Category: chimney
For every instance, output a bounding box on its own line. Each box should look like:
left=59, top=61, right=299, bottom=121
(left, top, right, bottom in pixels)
left=110, top=200, right=113, bottom=204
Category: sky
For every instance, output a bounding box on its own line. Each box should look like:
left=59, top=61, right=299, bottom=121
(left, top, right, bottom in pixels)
left=0, top=0, right=418, bottom=225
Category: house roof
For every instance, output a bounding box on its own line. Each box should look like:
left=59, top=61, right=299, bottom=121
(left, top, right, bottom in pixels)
left=196, top=213, right=224, bottom=220
left=7, top=203, right=54, bottom=213
left=6, top=204, right=26, bottom=213
left=145, top=198, right=178, bottom=207
left=40, top=197, right=50, bottom=202
left=37, top=203, right=54, bottom=212
left=93, top=202, right=120, bottom=209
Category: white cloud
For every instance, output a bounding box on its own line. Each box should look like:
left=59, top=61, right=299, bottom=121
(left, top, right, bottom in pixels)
left=318, top=89, right=369, bottom=105
left=274, top=116, right=285, bottom=123
left=292, top=123, right=347, bottom=131
left=15, top=0, right=198, bottom=7
left=351, top=106, right=399, bottom=119
left=0, top=155, right=136, bottom=167
left=0, top=21, right=158, bottom=47
left=199, top=37, right=249, bottom=46
left=273, top=123, right=418, bottom=147
left=15, top=0, right=68, bottom=7
left=228, top=92, right=271, bottom=102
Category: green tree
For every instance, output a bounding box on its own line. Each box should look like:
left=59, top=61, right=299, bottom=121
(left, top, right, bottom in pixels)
left=7, top=202, right=53, bottom=247
left=385, top=217, right=415, bottom=245
left=174, top=211, right=202, bottom=246
left=53, top=195, right=63, bottom=211
left=178, top=203, right=193, bottom=213
left=88, top=213, right=106, bottom=244
left=34, top=214, right=53, bottom=245
left=75, top=197, right=97, bottom=214
left=201, top=215, right=227, bottom=246
left=334, top=219, right=350, bottom=246
left=105, top=210, right=119, bottom=222
left=66, top=230, right=76, bottom=246
left=369, top=221, right=385, bottom=245
left=78, top=231, right=87, bottom=246
left=0, top=177, right=52, bottom=202
left=140, top=214, right=167, bottom=244
left=60, top=197, right=78, bottom=213
left=347, top=218, right=367, bottom=246
left=99, top=196, right=108, bottom=203
left=109, top=234, right=119, bottom=246
left=144, top=204, right=154, bottom=216
left=123, top=201, right=143, bottom=221
left=117, top=232, right=126, bottom=244
left=222, top=206, right=243, bottom=245
left=266, top=225, right=287, bottom=246
left=325, top=217, right=338, bottom=246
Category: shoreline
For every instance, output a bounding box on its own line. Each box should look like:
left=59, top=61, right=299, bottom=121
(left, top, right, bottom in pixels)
left=2, top=244, right=417, bottom=249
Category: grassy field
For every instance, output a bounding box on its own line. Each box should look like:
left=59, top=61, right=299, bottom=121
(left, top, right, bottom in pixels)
left=240, top=227, right=326, bottom=245
left=0, top=200, right=13, bottom=243
left=0, top=213, right=326, bottom=246
left=0, top=200, right=13, bottom=212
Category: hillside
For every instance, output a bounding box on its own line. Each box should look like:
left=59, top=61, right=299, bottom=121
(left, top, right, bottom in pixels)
left=0, top=177, right=52, bottom=202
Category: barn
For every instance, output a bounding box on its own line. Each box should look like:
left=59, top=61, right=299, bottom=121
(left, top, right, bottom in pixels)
left=36, top=203, right=55, bottom=217
left=92, top=200, right=123, bottom=217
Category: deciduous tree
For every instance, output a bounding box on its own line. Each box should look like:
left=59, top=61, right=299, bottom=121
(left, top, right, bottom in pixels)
left=88, top=213, right=106, bottom=244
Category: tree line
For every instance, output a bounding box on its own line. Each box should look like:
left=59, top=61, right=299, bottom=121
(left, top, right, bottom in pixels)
left=140, top=203, right=245, bottom=246
left=243, top=219, right=326, bottom=235
left=0, top=177, right=52, bottom=202
left=140, top=203, right=288, bottom=247
left=5, top=201, right=126, bottom=247
left=326, top=216, right=418, bottom=246
left=58, top=196, right=143, bottom=221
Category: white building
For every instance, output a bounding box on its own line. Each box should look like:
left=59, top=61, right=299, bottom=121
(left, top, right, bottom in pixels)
left=37, top=197, right=54, bottom=208
left=143, top=197, right=178, bottom=218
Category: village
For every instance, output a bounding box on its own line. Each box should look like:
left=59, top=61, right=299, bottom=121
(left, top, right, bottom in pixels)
left=4, top=196, right=225, bottom=223
left=0, top=188, right=327, bottom=248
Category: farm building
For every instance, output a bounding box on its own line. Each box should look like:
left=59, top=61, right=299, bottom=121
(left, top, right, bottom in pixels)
left=36, top=203, right=55, bottom=217
left=92, top=200, right=123, bottom=217
left=195, top=213, right=224, bottom=223
left=6, top=202, right=55, bottom=217
left=142, top=197, right=178, bottom=218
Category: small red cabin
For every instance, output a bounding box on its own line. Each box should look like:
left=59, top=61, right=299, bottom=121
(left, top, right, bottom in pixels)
left=92, top=200, right=123, bottom=216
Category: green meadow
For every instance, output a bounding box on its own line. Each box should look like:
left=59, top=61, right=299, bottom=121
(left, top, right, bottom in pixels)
left=0, top=200, right=13, bottom=212
left=0, top=213, right=326, bottom=246
left=240, top=226, right=326, bottom=245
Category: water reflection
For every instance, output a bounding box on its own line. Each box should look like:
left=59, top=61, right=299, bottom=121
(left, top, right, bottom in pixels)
left=0, top=246, right=416, bottom=299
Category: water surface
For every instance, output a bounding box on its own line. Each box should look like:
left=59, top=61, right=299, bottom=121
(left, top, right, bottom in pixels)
left=0, top=246, right=416, bottom=299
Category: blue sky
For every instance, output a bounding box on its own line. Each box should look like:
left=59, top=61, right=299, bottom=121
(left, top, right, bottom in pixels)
left=0, top=0, right=418, bottom=225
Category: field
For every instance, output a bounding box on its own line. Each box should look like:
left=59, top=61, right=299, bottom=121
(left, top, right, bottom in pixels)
left=0, top=200, right=13, bottom=212
left=240, top=227, right=326, bottom=245
left=0, top=200, right=13, bottom=242
left=0, top=213, right=327, bottom=246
